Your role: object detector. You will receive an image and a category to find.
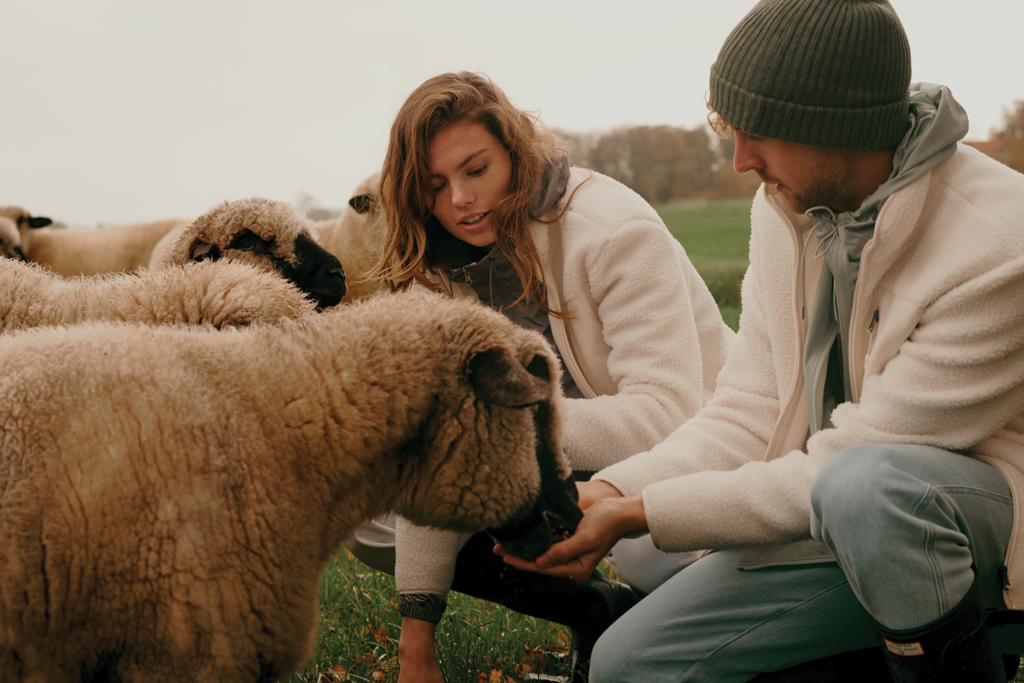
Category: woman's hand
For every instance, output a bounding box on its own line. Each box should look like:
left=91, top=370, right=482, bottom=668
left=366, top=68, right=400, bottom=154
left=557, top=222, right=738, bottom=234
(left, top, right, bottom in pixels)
left=398, top=616, right=444, bottom=683
left=576, top=479, right=623, bottom=511
left=496, top=493, right=648, bottom=582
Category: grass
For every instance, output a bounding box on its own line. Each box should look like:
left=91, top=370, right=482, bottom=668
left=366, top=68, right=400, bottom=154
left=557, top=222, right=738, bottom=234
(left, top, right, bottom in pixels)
left=287, top=549, right=573, bottom=682
left=656, top=198, right=751, bottom=331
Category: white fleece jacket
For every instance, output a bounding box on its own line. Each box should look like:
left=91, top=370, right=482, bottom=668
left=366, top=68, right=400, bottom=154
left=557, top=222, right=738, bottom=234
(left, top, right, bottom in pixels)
left=395, top=168, right=735, bottom=595
left=596, top=145, right=1024, bottom=607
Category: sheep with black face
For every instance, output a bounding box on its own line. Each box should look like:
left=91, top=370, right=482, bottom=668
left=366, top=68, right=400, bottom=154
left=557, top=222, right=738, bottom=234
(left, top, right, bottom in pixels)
left=149, top=197, right=347, bottom=309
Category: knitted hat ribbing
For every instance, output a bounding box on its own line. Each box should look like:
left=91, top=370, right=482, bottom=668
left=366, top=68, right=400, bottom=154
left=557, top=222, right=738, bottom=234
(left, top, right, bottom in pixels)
left=709, top=0, right=912, bottom=151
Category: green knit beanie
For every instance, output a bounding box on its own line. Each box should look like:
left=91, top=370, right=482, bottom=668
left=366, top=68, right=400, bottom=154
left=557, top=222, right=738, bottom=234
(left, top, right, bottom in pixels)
left=709, top=0, right=912, bottom=151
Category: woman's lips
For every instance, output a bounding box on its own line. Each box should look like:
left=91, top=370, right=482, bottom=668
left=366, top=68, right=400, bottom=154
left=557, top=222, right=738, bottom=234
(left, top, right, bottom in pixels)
left=459, top=211, right=490, bottom=231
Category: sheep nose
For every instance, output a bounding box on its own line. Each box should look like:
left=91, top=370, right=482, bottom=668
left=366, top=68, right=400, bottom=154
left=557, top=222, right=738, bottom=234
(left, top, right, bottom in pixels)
left=325, top=264, right=347, bottom=295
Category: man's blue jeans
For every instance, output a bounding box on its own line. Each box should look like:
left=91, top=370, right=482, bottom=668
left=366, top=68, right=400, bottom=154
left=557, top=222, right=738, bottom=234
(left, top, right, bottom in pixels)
left=589, top=444, right=1013, bottom=682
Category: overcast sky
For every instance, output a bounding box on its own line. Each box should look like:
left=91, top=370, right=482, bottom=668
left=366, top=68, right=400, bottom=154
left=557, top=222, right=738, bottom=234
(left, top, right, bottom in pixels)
left=4, top=0, right=1022, bottom=227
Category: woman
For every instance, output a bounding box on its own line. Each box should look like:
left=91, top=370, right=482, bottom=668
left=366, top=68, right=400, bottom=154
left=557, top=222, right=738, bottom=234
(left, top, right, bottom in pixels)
left=347, top=71, right=734, bottom=683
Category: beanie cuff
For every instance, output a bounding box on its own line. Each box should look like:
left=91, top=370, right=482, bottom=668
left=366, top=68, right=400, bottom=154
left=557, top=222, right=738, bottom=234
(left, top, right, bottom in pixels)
left=711, top=68, right=909, bottom=151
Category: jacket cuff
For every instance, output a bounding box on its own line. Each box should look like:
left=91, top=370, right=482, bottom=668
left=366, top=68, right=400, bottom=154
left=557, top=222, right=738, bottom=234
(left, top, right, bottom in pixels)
left=398, top=593, right=448, bottom=624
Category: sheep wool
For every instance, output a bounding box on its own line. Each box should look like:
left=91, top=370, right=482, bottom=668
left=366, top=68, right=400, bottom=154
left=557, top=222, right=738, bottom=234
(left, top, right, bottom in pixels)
left=0, top=259, right=316, bottom=332
left=150, top=197, right=347, bottom=309
left=16, top=215, right=186, bottom=277
left=0, top=290, right=580, bottom=682
left=311, top=172, right=386, bottom=302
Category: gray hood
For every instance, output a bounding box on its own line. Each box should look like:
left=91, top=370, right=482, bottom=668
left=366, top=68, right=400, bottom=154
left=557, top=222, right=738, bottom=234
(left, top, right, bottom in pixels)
left=804, top=83, right=969, bottom=433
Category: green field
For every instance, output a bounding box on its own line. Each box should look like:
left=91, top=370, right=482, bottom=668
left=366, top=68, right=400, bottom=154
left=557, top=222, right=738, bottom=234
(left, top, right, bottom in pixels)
left=657, top=197, right=752, bottom=331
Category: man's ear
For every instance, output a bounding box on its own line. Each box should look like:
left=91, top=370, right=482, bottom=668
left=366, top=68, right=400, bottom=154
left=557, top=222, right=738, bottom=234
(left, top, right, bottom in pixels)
left=189, top=240, right=221, bottom=262
left=468, top=348, right=551, bottom=408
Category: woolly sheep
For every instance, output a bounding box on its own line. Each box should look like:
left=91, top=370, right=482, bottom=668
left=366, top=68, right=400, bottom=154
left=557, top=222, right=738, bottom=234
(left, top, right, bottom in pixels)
left=0, top=218, right=23, bottom=261
left=149, top=197, right=347, bottom=309
left=0, top=206, right=52, bottom=231
left=1, top=205, right=185, bottom=277
left=0, top=291, right=581, bottom=682
left=0, top=207, right=51, bottom=262
left=0, top=258, right=315, bottom=332
left=312, top=172, right=386, bottom=302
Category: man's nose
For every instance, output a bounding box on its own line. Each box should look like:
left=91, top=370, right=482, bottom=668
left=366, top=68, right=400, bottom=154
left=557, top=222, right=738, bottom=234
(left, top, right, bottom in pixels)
left=733, top=132, right=764, bottom=175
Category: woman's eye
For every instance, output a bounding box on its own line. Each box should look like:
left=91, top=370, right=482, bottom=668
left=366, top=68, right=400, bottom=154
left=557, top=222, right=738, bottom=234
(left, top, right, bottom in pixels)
left=468, top=165, right=487, bottom=177
left=432, top=183, right=445, bottom=195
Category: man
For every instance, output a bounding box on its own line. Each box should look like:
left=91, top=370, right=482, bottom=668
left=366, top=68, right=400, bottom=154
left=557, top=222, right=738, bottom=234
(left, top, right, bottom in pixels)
left=500, top=0, right=1024, bottom=681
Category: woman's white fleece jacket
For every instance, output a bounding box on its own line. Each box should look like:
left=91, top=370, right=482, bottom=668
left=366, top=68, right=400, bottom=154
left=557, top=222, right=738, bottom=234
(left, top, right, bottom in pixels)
left=396, top=168, right=735, bottom=595
left=596, top=145, right=1024, bottom=608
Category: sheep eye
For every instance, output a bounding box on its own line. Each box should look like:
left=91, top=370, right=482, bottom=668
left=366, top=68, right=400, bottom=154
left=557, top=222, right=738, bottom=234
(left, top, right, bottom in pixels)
left=238, top=237, right=256, bottom=251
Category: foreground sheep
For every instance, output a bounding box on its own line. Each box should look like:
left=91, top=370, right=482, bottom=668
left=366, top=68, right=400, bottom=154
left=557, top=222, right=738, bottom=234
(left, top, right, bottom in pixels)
left=150, top=197, right=347, bottom=309
left=0, top=259, right=315, bottom=332
left=0, top=291, right=581, bottom=682
left=312, top=173, right=386, bottom=302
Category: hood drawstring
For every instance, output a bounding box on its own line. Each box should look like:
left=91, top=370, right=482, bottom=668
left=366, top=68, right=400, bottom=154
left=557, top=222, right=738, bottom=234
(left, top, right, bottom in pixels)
left=799, top=228, right=814, bottom=320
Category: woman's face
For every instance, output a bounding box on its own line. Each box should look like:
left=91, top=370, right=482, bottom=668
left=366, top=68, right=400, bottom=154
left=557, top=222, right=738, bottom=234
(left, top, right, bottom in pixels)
left=428, top=119, right=512, bottom=248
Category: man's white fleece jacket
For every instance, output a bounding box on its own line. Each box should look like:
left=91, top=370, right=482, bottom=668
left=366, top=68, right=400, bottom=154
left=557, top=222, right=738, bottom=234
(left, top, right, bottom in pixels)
left=396, top=168, right=735, bottom=595
left=596, top=145, right=1024, bottom=608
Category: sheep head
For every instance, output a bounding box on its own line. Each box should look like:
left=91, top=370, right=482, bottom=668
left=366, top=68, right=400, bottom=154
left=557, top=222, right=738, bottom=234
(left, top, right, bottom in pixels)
left=0, top=216, right=26, bottom=261
left=163, top=198, right=348, bottom=310
left=388, top=299, right=583, bottom=561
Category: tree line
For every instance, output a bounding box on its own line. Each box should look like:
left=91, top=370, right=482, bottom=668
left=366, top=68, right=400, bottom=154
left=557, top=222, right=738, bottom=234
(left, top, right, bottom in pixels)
left=557, top=125, right=758, bottom=204
left=555, top=98, right=1024, bottom=204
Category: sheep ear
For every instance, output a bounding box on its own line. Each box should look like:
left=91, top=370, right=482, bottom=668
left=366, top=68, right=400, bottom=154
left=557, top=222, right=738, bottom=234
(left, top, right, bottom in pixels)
left=348, top=194, right=373, bottom=214
left=27, top=216, right=52, bottom=229
left=468, top=348, right=551, bottom=408
left=190, top=241, right=221, bottom=262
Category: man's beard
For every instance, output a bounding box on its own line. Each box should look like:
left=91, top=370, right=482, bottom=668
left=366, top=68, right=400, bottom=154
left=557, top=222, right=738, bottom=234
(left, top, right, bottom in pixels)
left=759, top=156, right=861, bottom=214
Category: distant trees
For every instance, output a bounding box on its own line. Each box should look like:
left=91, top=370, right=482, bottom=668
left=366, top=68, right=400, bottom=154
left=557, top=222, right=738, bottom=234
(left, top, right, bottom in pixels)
left=990, top=100, right=1024, bottom=175
left=557, top=124, right=759, bottom=203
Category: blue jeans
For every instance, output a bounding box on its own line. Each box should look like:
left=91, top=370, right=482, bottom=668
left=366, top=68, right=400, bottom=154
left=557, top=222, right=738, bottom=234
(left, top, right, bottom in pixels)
left=589, top=444, right=1013, bottom=682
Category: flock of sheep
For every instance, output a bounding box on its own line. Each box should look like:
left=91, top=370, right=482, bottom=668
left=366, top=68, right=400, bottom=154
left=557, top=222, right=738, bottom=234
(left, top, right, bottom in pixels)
left=0, top=182, right=581, bottom=681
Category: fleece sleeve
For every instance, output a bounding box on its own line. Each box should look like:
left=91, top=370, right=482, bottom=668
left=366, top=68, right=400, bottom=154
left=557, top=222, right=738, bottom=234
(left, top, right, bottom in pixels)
left=562, top=218, right=734, bottom=472
left=594, top=240, right=805, bottom=550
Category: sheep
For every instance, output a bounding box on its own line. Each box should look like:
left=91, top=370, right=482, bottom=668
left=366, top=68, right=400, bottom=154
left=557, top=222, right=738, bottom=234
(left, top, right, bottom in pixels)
left=0, top=218, right=24, bottom=261
left=150, top=197, right=348, bottom=310
left=1, top=205, right=186, bottom=277
left=0, top=206, right=52, bottom=231
left=0, top=258, right=316, bottom=332
left=0, top=290, right=582, bottom=683
left=311, top=172, right=386, bottom=302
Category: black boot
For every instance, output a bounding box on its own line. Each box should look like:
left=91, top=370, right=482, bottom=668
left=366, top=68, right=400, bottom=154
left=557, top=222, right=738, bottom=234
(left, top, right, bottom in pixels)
left=864, top=577, right=1007, bottom=682
left=749, top=647, right=894, bottom=682
left=450, top=532, right=640, bottom=682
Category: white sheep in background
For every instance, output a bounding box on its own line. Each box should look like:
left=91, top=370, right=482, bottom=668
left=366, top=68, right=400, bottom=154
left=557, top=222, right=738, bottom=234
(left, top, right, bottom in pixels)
left=1, top=205, right=186, bottom=277
left=312, top=172, right=386, bottom=302
left=0, top=218, right=24, bottom=261
left=0, top=258, right=316, bottom=332
left=149, top=197, right=348, bottom=309
left=0, top=291, right=582, bottom=682
left=0, top=206, right=52, bottom=230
